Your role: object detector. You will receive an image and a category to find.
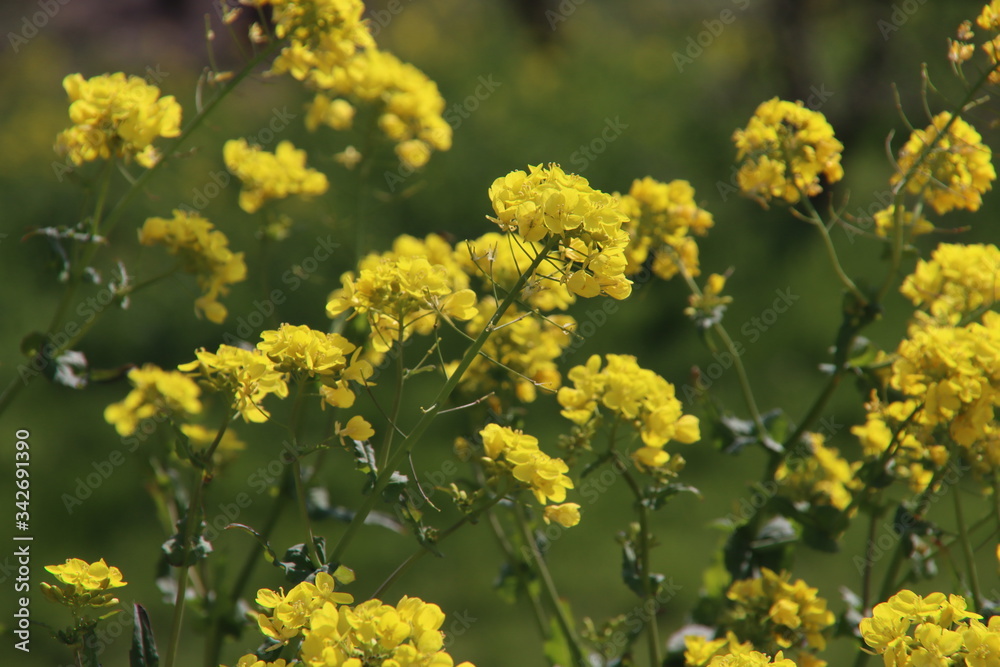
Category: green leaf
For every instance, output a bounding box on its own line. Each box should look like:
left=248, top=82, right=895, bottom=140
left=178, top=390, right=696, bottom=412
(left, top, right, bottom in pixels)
left=129, top=603, right=159, bottom=667
left=161, top=517, right=213, bottom=567
left=542, top=601, right=575, bottom=667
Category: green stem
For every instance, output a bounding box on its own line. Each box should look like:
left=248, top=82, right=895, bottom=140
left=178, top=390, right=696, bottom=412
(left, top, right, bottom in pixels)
left=328, top=237, right=558, bottom=566
left=287, top=376, right=323, bottom=568
left=379, top=317, right=406, bottom=470
left=514, top=503, right=588, bottom=667
left=618, top=460, right=662, bottom=667
left=164, top=412, right=231, bottom=667
left=952, top=486, right=982, bottom=611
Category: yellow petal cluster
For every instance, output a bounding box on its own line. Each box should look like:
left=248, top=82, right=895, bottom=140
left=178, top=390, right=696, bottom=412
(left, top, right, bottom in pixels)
left=488, top=163, right=633, bottom=300
left=618, top=177, right=714, bottom=280
left=252, top=0, right=373, bottom=73
left=327, top=252, right=478, bottom=353
left=55, top=72, right=181, bottom=168
left=455, top=298, right=575, bottom=403
left=41, top=558, right=127, bottom=609
left=297, top=595, right=475, bottom=667
left=685, top=630, right=757, bottom=667
left=479, top=423, right=576, bottom=507
left=891, top=112, right=995, bottom=215
left=557, top=354, right=700, bottom=470
left=180, top=345, right=289, bottom=423
left=775, top=432, right=861, bottom=511
left=457, top=232, right=576, bottom=311
left=900, top=242, right=1000, bottom=325
left=223, top=139, right=329, bottom=213
left=859, top=590, right=995, bottom=666
left=138, top=210, right=247, bottom=323
left=255, top=571, right=355, bottom=644
left=104, top=364, right=202, bottom=436
left=724, top=568, right=834, bottom=658
left=732, top=98, right=844, bottom=206
left=871, top=205, right=934, bottom=241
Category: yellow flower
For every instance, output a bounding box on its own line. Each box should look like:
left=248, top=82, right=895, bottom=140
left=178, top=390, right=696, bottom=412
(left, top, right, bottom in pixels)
left=41, top=558, right=127, bottom=609
left=733, top=98, right=843, bottom=206
left=178, top=423, right=246, bottom=465
left=892, top=112, right=995, bottom=215
left=871, top=205, right=934, bottom=240
left=305, top=94, right=355, bottom=131
left=487, top=163, right=633, bottom=300
left=223, top=139, right=329, bottom=213
left=543, top=503, right=581, bottom=527
left=337, top=415, right=374, bottom=440
left=180, top=345, right=289, bottom=423
left=901, top=242, right=1000, bottom=325
left=104, top=364, right=202, bottom=436
left=138, top=210, right=247, bottom=323
left=557, top=354, right=700, bottom=470
left=478, top=423, right=575, bottom=505
left=685, top=273, right=734, bottom=319
left=775, top=432, right=861, bottom=511
left=255, top=571, right=354, bottom=644
left=229, top=656, right=289, bottom=667
left=55, top=72, right=181, bottom=168
left=619, top=177, right=714, bottom=280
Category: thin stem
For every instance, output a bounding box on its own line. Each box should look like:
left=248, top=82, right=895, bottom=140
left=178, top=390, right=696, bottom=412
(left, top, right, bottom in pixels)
left=287, top=376, right=322, bottom=568
left=379, top=317, right=406, bottom=470
left=328, top=237, right=558, bottom=566
left=952, top=487, right=982, bottom=611
left=514, top=503, right=588, bottom=667
left=618, top=458, right=662, bottom=667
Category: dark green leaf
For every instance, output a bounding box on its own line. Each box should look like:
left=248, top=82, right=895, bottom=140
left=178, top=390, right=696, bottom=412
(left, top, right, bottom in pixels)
left=129, top=603, right=159, bottom=667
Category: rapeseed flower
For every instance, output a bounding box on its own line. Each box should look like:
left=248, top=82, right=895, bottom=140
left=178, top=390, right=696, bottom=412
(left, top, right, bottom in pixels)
left=479, top=423, right=576, bottom=507
left=138, top=210, right=247, bottom=323
left=104, top=364, right=202, bottom=436
left=900, top=242, right=1000, bottom=325
left=891, top=112, right=995, bottom=215
left=55, top=72, right=181, bottom=168
left=41, top=558, right=127, bottom=609
left=255, top=571, right=354, bottom=644
left=179, top=345, right=289, bottom=423
left=733, top=98, right=844, bottom=206
left=775, top=432, right=861, bottom=511
left=223, top=139, right=329, bottom=213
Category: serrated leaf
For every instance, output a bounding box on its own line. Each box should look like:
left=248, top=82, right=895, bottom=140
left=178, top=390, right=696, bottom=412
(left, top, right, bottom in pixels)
left=129, top=603, right=159, bottom=667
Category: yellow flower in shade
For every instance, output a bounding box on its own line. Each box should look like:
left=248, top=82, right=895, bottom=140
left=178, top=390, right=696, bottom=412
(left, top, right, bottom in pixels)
left=223, top=139, right=329, bottom=213
left=732, top=98, right=844, bottom=206
left=478, top=423, right=576, bottom=507
left=900, top=243, right=1000, bottom=325
left=305, top=94, right=355, bottom=131
left=618, top=177, right=714, bottom=280
left=723, top=569, right=834, bottom=659
left=458, top=232, right=577, bottom=311
left=557, top=354, right=700, bottom=471
left=892, top=112, right=995, bottom=215
left=684, top=631, right=757, bottom=666
left=180, top=345, right=289, bottom=424
left=543, top=503, right=581, bottom=527
left=978, top=0, right=1000, bottom=30
left=488, top=163, right=633, bottom=300
left=104, top=364, right=202, bottom=436
left=685, top=273, right=734, bottom=320
left=871, top=205, right=934, bottom=240
left=41, top=558, right=127, bottom=609
left=327, top=250, right=478, bottom=353
left=453, top=297, right=575, bottom=403
left=775, top=432, right=861, bottom=511
left=337, top=415, right=374, bottom=441
left=229, top=656, right=288, bottom=667
left=178, top=423, right=246, bottom=465
left=55, top=72, right=181, bottom=168
left=138, top=210, right=247, bottom=323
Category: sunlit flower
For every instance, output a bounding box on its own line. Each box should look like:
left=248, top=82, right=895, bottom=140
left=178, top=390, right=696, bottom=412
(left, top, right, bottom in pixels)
left=223, top=139, right=329, bottom=213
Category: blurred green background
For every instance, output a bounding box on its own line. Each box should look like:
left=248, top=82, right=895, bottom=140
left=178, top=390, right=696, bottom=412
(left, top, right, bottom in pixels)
left=1, top=0, right=999, bottom=665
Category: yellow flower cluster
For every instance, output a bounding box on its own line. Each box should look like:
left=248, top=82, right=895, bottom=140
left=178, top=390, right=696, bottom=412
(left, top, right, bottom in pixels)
left=871, top=205, right=934, bottom=241
left=179, top=423, right=246, bottom=465
left=685, top=632, right=798, bottom=667
left=223, top=139, right=329, bottom=213
left=557, top=354, right=700, bottom=470
left=258, top=323, right=374, bottom=408
left=104, top=364, right=202, bottom=436
left=732, top=98, right=844, bottom=206
left=724, top=568, right=834, bottom=659
left=685, top=273, right=734, bottom=320
left=488, top=163, right=633, bottom=300
left=891, top=112, right=995, bottom=215
left=948, top=4, right=1000, bottom=82
left=457, top=232, right=576, bottom=312
left=55, top=72, right=181, bottom=168
left=246, top=0, right=451, bottom=169
left=41, top=558, right=127, bottom=609
left=774, top=432, right=861, bottom=511
left=859, top=590, right=997, bottom=666
left=454, top=298, right=575, bottom=403
left=308, top=49, right=453, bottom=169
left=618, top=177, right=714, bottom=280
left=138, top=210, right=247, bottom=323
left=254, top=571, right=355, bottom=644
left=327, top=253, right=478, bottom=353
left=479, top=423, right=578, bottom=522
left=900, top=242, right=1000, bottom=325
left=180, top=345, right=289, bottom=423
left=299, top=596, right=475, bottom=667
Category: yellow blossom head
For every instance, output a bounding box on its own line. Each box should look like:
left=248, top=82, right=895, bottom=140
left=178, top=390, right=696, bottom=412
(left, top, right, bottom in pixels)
left=104, top=364, right=202, bottom=436
left=224, top=139, right=329, bottom=213
left=41, top=558, right=127, bottom=609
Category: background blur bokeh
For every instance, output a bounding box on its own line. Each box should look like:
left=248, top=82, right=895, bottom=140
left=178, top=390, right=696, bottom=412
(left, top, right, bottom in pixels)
left=1, top=0, right=998, bottom=665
